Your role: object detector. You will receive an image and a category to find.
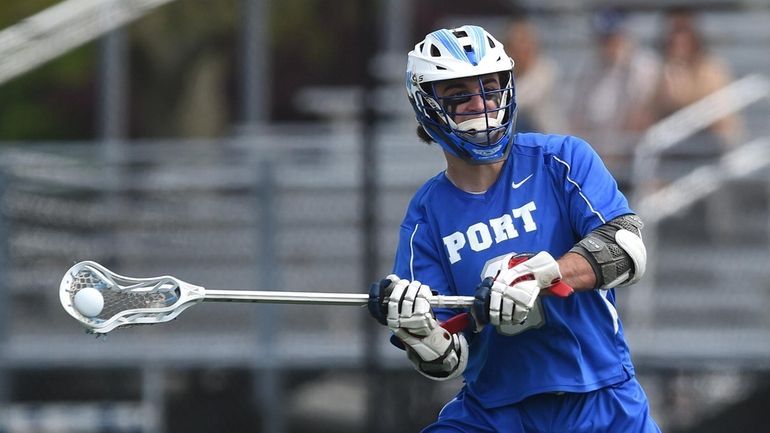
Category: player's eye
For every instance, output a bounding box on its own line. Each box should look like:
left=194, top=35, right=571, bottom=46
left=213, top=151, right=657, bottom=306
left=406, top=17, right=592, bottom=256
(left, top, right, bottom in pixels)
left=483, top=88, right=500, bottom=99
left=443, top=93, right=472, bottom=105
left=483, top=88, right=503, bottom=106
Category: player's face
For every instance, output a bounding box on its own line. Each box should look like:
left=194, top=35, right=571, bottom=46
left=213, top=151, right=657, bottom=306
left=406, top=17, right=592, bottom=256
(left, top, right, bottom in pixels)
left=433, top=74, right=503, bottom=124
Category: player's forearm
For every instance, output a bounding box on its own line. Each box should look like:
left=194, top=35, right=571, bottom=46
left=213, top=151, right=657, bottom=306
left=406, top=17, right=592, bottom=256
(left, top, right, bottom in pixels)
left=557, top=252, right=598, bottom=292
left=567, top=214, right=647, bottom=289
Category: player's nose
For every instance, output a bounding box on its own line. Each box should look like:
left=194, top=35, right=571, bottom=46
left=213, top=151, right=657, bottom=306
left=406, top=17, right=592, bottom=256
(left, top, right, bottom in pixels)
left=465, top=93, right=487, bottom=113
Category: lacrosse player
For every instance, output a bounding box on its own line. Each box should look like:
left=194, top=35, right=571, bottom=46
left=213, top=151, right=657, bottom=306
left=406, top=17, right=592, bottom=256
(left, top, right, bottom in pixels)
left=373, top=25, right=661, bottom=432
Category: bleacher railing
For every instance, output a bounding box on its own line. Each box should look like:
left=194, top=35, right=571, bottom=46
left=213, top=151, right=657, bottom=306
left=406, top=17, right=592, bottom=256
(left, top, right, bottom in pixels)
left=630, top=73, right=770, bottom=205
left=0, top=0, right=176, bottom=85
left=625, top=74, right=770, bottom=365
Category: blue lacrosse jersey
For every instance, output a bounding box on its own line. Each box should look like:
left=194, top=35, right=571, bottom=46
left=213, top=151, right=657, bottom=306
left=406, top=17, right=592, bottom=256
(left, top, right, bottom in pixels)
left=392, top=132, right=636, bottom=409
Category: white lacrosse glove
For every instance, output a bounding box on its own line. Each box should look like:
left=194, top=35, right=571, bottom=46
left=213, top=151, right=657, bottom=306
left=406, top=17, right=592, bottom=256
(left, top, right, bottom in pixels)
left=385, top=275, right=467, bottom=380
left=488, top=251, right=563, bottom=329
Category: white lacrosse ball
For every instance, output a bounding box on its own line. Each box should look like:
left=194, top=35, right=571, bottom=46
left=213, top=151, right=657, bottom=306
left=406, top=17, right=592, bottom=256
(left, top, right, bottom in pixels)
left=73, top=287, right=104, bottom=317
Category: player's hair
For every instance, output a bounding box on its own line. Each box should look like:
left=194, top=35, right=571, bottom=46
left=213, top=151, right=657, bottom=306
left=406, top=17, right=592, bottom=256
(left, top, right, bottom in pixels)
left=416, top=125, right=434, bottom=144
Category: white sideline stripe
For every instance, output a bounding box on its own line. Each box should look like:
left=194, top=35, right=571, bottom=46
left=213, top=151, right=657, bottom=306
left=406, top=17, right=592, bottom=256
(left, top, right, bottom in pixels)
left=409, top=223, right=420, bottom=280
left=599, top=289, right=620, bottom=334
left=552, top=156, right=607, bottom=224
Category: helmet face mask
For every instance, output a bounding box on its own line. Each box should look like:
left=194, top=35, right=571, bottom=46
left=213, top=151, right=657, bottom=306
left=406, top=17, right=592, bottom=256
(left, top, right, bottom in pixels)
left=423, top=73, right=513, bottom=143
left=407, top=25, right=517, bottom=164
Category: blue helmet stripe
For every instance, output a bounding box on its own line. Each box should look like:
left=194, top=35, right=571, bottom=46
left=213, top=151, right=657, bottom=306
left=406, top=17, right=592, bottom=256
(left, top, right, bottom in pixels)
left=468, top=26, right=487, bottom=60
left=432, top=29, right=466, bottom=61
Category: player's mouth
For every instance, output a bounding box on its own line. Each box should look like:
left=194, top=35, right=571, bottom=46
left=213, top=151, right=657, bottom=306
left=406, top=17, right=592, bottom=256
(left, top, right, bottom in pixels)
left=456, top=116, right=504, bottom=145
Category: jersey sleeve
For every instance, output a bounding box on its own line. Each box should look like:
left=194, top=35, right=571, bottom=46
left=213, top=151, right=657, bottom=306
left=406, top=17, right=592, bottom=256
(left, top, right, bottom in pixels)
left=548, top=135, right=633, bottom=237
left=392, top=220, right=456, bottom=323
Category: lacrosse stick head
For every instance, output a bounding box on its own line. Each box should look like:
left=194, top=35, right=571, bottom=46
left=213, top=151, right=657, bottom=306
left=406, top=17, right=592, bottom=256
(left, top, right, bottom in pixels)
left=60, top=261, right=205, bottom=333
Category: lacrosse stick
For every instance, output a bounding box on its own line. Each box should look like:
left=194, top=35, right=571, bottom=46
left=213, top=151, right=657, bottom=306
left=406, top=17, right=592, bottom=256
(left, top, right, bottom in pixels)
left=59, top=261, right=477, bottom=334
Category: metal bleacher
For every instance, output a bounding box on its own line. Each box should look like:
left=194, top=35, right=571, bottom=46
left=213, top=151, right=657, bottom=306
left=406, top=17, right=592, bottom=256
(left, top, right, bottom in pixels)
left=623, top=65, right=770, bottom=368
left=0, top=131, right=405, bottom=366
left=0, top=129, right=442, bottom=432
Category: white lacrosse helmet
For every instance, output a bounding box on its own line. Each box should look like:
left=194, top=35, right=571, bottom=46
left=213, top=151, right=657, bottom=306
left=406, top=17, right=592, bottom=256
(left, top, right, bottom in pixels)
left=406, top=25, right=517, bottom=164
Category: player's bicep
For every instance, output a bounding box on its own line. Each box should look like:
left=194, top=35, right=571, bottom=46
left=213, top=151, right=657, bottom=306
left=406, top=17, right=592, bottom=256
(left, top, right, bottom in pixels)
left=551, top=136, right=632, bottom=235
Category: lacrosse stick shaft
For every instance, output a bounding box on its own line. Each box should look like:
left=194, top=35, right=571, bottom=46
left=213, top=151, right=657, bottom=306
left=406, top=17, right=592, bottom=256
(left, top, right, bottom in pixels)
left=203, top=289, right=475, bottom=309
left=59, top=260, right=478, bottom=334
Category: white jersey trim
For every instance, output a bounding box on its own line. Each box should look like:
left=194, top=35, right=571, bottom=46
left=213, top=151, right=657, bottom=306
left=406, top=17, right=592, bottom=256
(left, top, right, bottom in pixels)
left=598, top=289, right=620, bottom=334
left=551, top=156, right=607, bottom=225
left=409, top=223, right=420, bottom=280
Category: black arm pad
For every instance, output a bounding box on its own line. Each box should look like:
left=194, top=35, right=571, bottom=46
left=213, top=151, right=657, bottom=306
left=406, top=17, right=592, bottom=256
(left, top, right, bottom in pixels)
left=569, top=214, right=644, bottom=288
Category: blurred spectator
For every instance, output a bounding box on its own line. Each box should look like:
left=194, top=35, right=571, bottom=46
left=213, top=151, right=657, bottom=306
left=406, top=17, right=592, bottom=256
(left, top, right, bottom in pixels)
left=651, top=8, right=746, bottom=242
left=503, top=17, right=566, bottom=133
left=567, top=9, right=660, bottom=185
left=651, top=7, right=743, bottom=155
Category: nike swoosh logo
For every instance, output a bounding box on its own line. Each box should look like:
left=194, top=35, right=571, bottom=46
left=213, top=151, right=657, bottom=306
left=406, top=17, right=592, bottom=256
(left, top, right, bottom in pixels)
left=511, top=174, right=533, bottom=189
